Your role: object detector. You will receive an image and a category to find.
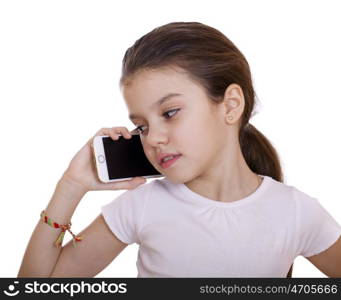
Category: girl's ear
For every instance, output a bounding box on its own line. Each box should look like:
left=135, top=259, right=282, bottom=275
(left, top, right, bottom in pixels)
left=222, top=83, right=245, bottom=125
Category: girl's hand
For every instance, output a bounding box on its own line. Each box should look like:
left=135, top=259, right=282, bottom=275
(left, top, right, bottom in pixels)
left=60, top=127, right=146, bottom=193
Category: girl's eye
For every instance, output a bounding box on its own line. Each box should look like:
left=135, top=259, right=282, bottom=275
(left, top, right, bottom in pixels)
left=163, top=108, right=180, bottom=119
left=133, top=109, right=180, bottom=135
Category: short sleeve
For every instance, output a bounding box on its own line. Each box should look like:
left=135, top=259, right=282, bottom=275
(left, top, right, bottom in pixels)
left=295, top=190, right=341, bottom=258
left=101, top=188, right=147, bottom=245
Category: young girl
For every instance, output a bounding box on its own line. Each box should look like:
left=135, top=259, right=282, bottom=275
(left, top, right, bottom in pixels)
left=18, top=22, right=341, bottom=278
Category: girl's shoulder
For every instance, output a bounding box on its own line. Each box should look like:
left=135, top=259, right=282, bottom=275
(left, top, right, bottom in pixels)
left=267, top=176, right=317, bottom=204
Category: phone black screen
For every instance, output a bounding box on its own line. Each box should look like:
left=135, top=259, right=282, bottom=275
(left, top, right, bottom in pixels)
left=102, top=135, right=162, bottom=180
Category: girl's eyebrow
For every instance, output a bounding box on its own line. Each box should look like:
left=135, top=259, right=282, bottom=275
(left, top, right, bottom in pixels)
left=128, top=92, right=182, bottom=120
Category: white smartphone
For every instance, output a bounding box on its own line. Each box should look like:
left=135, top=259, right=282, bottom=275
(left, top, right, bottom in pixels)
left=92, top=134, right=164, bottom=183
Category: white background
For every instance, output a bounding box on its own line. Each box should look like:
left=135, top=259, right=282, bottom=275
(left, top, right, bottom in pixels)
left=1, top=0, right=340, bottom=277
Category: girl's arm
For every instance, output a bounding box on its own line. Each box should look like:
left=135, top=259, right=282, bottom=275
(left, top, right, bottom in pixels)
left=18, top=176, right=128, bottom=277
left=17, top=177, right=86, bottom=277
left=49, top=213, right=127, bottom=277
left=305, top=236, right=341, bottom=277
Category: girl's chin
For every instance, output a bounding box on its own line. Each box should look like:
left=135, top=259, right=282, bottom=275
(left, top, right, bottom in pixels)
left=163, top=171, right=193, bottom=185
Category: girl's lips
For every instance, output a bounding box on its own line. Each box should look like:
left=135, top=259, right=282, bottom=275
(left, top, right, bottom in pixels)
left=157, top=153, right=181, bottom=164
left=159, top=154, right=182, bottom=169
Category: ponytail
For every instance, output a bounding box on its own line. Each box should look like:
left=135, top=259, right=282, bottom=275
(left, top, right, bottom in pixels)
left=240, top=123, right=284, bottom=183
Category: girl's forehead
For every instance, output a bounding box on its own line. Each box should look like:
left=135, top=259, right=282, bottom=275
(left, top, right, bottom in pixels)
left=123, top=71, right=205, bottom=101
left=123, top=66, right=193, bottom=87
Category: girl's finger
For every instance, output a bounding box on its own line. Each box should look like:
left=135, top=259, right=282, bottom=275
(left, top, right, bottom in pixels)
left=122, top=127, right=132, bottom=139
left=100, top=177, right=146, bottom=190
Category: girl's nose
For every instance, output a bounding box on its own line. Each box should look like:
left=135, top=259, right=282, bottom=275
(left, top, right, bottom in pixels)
left=145, top=127, right=168, bottom=146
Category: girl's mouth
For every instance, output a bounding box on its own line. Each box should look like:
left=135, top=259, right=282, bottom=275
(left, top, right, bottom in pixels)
left=159, top=154, right=182, bottom=169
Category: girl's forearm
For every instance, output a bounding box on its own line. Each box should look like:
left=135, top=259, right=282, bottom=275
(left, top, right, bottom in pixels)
left=17, top=177, right=86, bottom=277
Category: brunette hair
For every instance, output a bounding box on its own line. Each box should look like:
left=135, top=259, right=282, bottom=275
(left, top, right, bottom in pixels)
left=120, top=22, right=292, bottom=277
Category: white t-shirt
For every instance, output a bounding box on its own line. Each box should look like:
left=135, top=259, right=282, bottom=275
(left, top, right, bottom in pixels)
left=100, top=175, right=341, bottom=277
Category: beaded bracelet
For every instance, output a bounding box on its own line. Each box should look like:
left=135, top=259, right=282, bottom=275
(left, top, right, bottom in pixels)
left=40, top=210, right=83, bottom=248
